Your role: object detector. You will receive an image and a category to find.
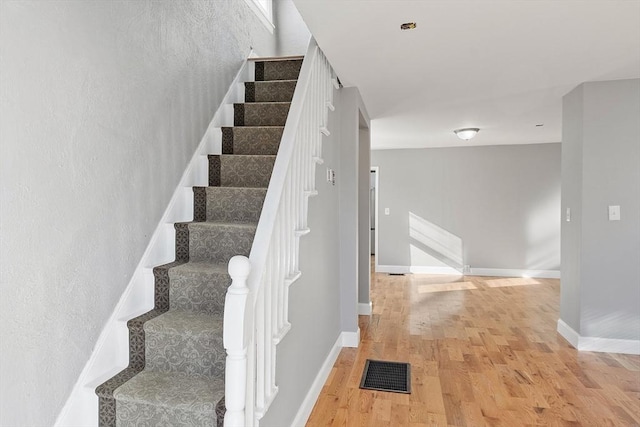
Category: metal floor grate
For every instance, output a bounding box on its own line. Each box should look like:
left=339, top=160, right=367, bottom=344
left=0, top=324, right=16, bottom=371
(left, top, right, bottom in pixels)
left=359, top=359, right=411, bottom=394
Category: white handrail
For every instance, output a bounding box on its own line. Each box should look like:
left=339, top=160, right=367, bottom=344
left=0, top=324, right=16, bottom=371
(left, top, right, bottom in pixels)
left=223, top=38, right=336, bottom=426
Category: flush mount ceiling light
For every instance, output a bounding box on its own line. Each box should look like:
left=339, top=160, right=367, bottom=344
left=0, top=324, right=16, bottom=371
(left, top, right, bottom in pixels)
left=400, top=22, right=417, bottom=30
left=454, top=128, right=480, bottom=141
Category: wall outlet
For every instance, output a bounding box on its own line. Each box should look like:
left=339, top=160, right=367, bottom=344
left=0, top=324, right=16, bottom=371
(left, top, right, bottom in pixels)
left=384, top=208, right=390, bottom=215
left=463, top=265, right=471, bottom=274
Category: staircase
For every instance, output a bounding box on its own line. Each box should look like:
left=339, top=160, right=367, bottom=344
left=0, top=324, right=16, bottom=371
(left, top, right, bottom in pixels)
left=95, top=57, right=303, bottom=427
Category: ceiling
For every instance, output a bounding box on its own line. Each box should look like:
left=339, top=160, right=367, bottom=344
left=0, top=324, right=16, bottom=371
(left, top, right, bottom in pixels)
left=292, top=0, right=640, bottom=149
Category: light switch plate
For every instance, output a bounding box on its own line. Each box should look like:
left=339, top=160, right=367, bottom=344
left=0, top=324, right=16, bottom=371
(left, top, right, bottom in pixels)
left=326, top=168, right=336, bottom=185
left=608, top=205, right=620, bottom=221
left=384, top=208, right=390, bottom=215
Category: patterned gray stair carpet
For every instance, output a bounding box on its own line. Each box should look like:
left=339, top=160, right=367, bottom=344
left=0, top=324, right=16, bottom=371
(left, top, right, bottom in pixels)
left=96, top=58, right=302, bottom=427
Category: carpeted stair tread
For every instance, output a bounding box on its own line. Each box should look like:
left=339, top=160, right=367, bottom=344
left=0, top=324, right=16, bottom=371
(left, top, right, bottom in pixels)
left=96, top=367, right=140, bottom=399
left=170, top=260, right=228, bottom=275
left=208, top=155, right=276, bottom=188
left=222, top=126, right=283, bottom=155
left=168, top=261, right=230, bottom=315
left=203, top=186, right=267, bottom=223
left=234, top=102, right=291, bottom=126
left=245, top=80, right=297, bottom=103
left=185, top=221, right=256, bottom=263
left=220, top=155, right=276, bottom=188
left=184, top=220, right=259, bottom=229
left=144, top=310, right=222, bottom=337
left=255, top=59, right=303, bottom=81
left=144, top=310, right=224, bottom=378
left=113, top=370, right=224, bottom=415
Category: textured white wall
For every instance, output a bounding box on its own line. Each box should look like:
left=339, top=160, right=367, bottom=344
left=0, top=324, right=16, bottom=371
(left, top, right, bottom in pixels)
left=0, top=1, right=296, bottom=425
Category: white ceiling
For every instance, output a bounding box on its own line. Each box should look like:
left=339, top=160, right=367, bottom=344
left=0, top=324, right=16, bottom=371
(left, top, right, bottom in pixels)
left=292, top=0, right=640, bottom=149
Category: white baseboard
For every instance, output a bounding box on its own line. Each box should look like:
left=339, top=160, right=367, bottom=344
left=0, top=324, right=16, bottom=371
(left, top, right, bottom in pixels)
left=556, top=319, right=580, bottom=348
left=377, top=264, right=560, bottom=279
left=377, top=264, right=461, bottom=275
left=557, top=319, right=640, bottom=355
left=411, top=266, right=462, bottom=275
left=358, top=302, right=372, bottom=315
left=290, top=329, right=361, bottom=427
left=376, top=265, right=411, bottom=274
left=55, top=56, right=253, bottom=427
left=341, top=328, right=360, bottom=348
left=470, top=268, right=560, bottom=279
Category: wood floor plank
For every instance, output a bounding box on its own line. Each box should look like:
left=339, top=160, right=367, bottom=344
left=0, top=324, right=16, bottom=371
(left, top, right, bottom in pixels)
left=305, top=264, right=640, bottom=426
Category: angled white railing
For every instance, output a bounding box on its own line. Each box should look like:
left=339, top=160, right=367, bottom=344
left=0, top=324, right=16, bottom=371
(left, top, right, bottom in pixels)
left=223, top=39, right=338, bottom=426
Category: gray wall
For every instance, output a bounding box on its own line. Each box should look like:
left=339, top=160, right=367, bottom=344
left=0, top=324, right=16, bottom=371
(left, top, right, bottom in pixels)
left=561, top=87, right=585, bottom=330
left=358, top=127, right=371, bottom=307
left=561, top=79, right=640, bottom=341
left=371, top=144, right=561, bottom=273
left=338, top=88, right=360, bottom=334
left=274, top=0, right=311, bottom=55
left=336, top=87, right=371, bottom=334
left=260, top=92, right=342, bottom=427
left=0, top=1, right=304, bottom=425
left=261, top=83, right=370, bottom=427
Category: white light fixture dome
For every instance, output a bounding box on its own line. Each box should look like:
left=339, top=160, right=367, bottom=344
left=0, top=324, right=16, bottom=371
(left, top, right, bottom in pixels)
left=454, top=128, right=480, bottom=140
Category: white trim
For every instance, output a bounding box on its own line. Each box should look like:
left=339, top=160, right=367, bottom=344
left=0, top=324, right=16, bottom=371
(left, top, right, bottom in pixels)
left=248, top=55, right=305, bottom=62
left=376, top=265, right=411, bottom=274
left=55, top=57, right=253, bottom=427
left=411, top=266, right=462, bottom=275
left=358, top=302, right=372, bottom=315
left=556, top=319, right=580, bottom=348
left=376, top=265, right=560, bottom=279
left=469, top=268, right=560, bottom=279
left=578, top=337, right=640, bottom=354
left=243, top=0, right=274, bottom=34
left=557, top=319, right=640, bottom=355
left=341, top=328, right=361, bottom=348
left=377, top=264, right=461, bottom=275
left=289, top=333, right=343, bottom=427
left=371, top=166, right=379, bottom=267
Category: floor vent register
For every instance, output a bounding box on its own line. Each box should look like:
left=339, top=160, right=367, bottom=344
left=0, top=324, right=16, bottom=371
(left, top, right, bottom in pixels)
left=359, top=359, right=411, bottom=394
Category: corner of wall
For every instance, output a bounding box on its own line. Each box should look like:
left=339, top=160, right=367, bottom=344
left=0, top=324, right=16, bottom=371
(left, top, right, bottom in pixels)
left=557, top=319, right=640, bottom=355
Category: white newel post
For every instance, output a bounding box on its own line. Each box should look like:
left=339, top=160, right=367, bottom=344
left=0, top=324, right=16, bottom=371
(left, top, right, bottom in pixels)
left=224, top=255, right=251, bottom=427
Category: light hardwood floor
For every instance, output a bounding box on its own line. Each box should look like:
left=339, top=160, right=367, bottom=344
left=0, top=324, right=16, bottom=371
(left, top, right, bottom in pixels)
left=306, top=264, right=640, bottom=426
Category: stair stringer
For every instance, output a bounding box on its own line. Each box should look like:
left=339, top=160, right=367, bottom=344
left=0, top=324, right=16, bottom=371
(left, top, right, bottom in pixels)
left=55, top=53, right=256, bottom=427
